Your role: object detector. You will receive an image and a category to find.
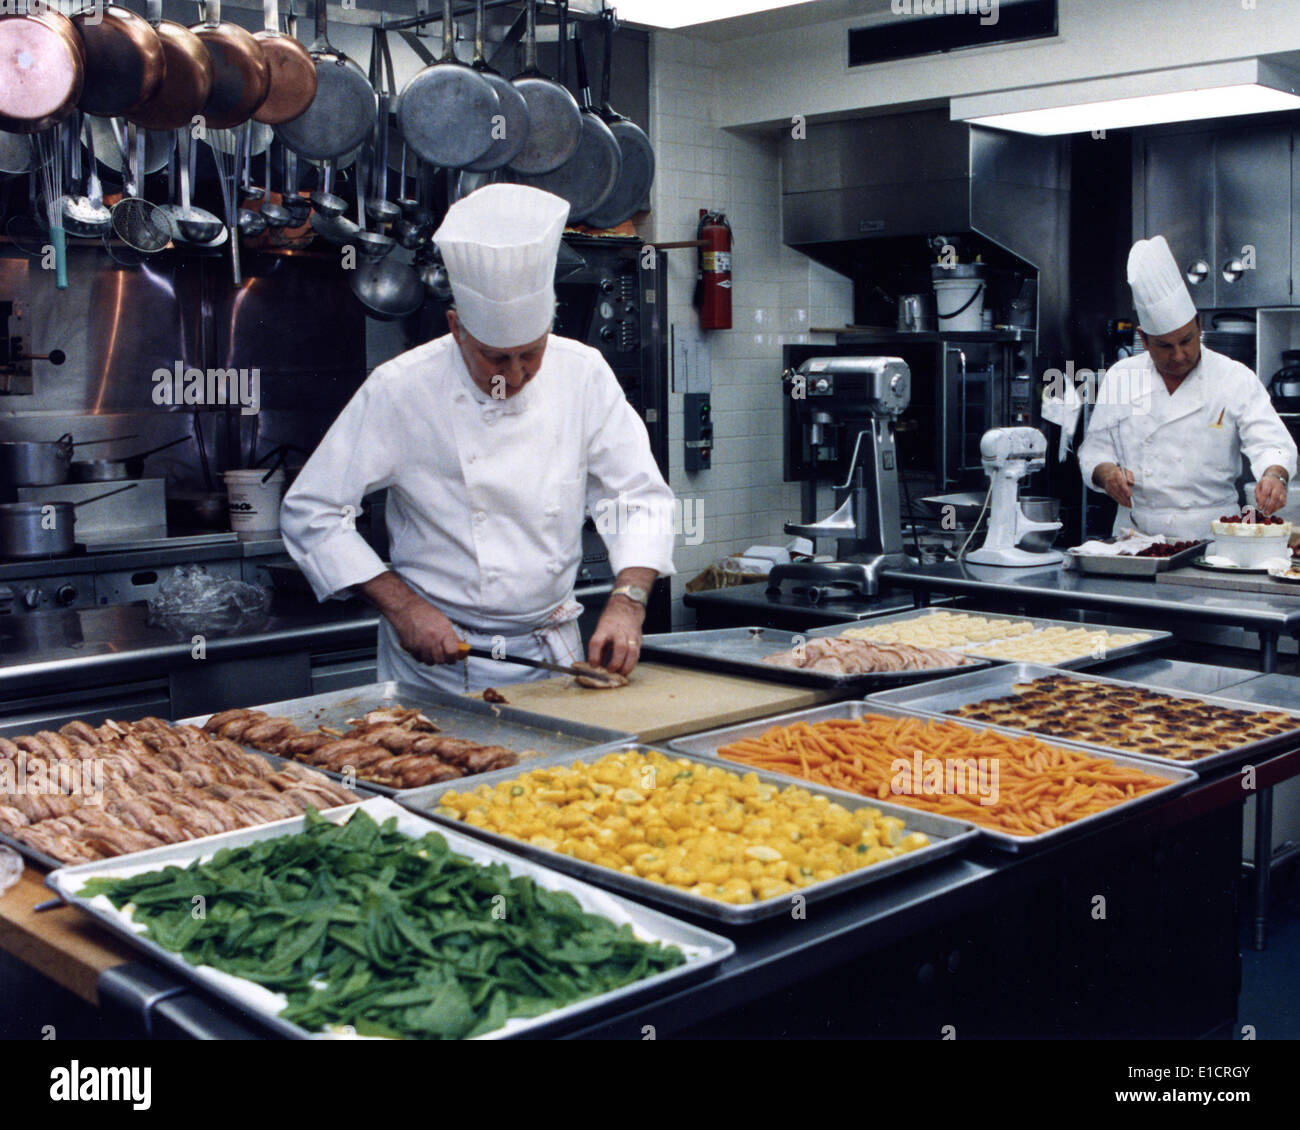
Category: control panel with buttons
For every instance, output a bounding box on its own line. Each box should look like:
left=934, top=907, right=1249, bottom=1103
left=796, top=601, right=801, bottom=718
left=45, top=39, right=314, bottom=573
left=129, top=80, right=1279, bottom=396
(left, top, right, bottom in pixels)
left=684, top=392, right=712, bottom=471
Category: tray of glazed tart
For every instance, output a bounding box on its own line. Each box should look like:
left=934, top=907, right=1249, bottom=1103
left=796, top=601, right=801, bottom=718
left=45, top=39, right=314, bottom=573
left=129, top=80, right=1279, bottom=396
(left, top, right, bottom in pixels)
left=866, top=663, right=1300, bottom=774
left=804, top=609, right=1170, bottom=670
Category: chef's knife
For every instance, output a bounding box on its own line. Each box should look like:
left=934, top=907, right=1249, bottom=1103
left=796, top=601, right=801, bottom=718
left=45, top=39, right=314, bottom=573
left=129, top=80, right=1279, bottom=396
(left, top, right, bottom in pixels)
left=455, top=641, right=619, bottom=683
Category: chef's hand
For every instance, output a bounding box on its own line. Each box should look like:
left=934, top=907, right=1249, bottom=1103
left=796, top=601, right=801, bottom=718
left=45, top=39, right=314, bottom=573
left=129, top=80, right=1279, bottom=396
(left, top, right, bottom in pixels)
left=589, top=596, right=645, bottom=677
left=358, top=572, right=464, bottom=664
left=1255, top=469, right=1289, bottom=516
left=1095, top=462, right=1135, bottom=508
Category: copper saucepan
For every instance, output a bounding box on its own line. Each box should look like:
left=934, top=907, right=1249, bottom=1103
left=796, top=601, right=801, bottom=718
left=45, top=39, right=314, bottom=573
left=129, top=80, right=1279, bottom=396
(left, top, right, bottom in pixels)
left=253, top=0, right=317, bottom=125
left=192, top=0, right=270, bottom=130
left=72, top=4, right=165, bottom=119
left=0, top=8, right=85, bottom=133
left=126, top=0, right=216, bottom=132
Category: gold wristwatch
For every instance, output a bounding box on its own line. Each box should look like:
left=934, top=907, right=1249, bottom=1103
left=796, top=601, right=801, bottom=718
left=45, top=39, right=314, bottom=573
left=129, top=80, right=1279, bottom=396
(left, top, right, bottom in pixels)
left=611, top=584, right=650, bottom=607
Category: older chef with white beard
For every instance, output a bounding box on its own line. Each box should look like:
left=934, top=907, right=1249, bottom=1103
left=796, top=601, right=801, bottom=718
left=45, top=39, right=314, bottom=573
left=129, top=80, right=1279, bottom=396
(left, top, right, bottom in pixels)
left=1079, top=235, right=1296, bottom=538
left=280, top=185, right=676, bottom=692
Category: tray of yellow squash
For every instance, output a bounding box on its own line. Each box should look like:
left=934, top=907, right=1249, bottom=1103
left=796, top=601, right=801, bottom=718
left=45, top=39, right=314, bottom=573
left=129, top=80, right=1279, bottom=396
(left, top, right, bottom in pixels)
left=393, top=745, right=979, bottom=924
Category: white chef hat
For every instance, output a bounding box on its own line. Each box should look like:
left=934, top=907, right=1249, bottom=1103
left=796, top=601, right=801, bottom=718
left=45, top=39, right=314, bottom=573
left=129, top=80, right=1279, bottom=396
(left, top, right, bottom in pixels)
left=1128, top=235, right=1197, bottom=336
left=433, top=184, right=570, bottom=348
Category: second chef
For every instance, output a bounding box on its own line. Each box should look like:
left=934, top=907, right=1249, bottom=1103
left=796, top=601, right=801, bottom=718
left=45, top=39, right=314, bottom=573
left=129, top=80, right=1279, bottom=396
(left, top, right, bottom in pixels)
left=280, top=185, right=676, bottom=692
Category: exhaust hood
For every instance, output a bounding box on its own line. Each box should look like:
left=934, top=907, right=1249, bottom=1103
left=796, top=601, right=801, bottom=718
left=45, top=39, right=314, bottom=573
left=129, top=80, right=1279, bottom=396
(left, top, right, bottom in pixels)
left=781, top=108, right=1070, bottom=353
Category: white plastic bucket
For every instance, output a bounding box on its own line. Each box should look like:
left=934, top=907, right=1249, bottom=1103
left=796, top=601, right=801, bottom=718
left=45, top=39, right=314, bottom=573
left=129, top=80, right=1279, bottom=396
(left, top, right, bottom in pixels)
left=224, top=468, right=286, bottom=535
left=934, top=276, right=986, bottom=332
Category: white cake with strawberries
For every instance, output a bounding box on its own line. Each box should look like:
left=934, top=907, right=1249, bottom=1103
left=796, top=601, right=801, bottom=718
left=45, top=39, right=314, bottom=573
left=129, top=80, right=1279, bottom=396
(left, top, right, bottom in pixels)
left=1209, top=513, right=1294, bottom=568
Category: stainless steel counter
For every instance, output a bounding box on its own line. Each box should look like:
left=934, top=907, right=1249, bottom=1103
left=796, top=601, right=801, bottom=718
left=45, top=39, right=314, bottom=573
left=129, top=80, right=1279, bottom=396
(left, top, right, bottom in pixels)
left=0, top=599, right=380, bottom=697
left=881, top=561, right=1300, bottom=672
left=0, top=536, right=289, bottom=583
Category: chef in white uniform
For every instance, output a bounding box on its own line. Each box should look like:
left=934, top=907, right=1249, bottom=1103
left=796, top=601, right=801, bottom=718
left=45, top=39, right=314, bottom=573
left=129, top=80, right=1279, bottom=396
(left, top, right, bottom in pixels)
left=280, top=185, right=676, bottom=693
left=1078, top=235, right=1296, bottom=538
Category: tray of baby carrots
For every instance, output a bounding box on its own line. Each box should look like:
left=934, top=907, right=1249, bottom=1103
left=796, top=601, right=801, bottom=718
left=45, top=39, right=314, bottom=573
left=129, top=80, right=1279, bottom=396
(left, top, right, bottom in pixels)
left=670, top=702, right=1196, bottom=852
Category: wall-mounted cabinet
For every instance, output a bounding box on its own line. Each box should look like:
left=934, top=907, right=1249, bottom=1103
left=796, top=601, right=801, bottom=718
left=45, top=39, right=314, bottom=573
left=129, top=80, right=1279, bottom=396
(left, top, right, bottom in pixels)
left=1135, top=123, right=1294, bottom=310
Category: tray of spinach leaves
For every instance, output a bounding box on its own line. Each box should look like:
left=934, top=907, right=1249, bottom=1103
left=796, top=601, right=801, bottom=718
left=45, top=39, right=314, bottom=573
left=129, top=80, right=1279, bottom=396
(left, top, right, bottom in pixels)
left=48, top=798, right=733, bottom=1039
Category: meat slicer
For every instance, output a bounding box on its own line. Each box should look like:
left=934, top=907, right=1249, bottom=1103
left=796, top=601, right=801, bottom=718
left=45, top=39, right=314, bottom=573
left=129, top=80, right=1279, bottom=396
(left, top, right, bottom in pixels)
left=965, top=426, right=1063, bottom=566
left=767, top=356, right=918, bottom=599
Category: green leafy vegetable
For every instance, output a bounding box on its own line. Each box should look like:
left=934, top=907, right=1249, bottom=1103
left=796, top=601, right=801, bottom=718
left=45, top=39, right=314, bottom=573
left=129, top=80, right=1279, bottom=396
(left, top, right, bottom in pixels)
left=80, top=809, right=686, bottom=1039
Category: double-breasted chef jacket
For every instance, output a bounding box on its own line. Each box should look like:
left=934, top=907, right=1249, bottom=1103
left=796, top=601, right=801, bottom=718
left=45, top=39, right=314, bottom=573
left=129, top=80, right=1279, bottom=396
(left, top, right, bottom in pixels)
left=1078, top=346, right=1297, bottom=539
left=280, top=332, right=676, bottom=689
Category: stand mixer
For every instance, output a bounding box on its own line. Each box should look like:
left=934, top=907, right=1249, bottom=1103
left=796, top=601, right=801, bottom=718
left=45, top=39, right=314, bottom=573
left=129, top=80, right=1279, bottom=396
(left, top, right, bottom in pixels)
left=767, top=357, right=918, bottom=599
left=965, top=427, right=1063, bottom=566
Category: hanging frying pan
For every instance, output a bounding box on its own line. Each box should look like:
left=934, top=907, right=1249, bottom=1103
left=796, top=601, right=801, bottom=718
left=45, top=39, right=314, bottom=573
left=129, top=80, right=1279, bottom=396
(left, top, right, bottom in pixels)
left=517, top=2, right=619, bottom=224
left=0, top=8, right=84, bottom=134
left=583, top=9, right=654, bottom=230
left=506, top=0, right=579, bottom=176
left=126, top=0, right=215, bottom=132
left=273, top=0, right=372, bottom=160
left=252, top=0, right=317, bottom=125
left=72, top=5, right=164, bottom=119
left=191, top=0, right=270, bottom=131
left=396, top=0, right=498, bottom=170
left=463, top=0, right=528, bottom=172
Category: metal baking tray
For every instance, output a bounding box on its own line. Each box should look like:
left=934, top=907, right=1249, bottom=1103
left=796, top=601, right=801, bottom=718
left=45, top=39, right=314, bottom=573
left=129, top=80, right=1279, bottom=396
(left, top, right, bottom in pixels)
left=637, top=627, right=992, bottom=690
left=179, top=682, right=635, bottom=797
left=866, top=663, right=1300, bottom=775
left=668, top=702, right=1195, bottom=853
left=1064, top=538, right=1207, bottom=576
left=0, top=719, right=371, bottom=873
left=397, top=744, right=980, bottom=925
left=805, top=609, right=1171, bottom=671
left=46, top=797, right=734, bottom=1040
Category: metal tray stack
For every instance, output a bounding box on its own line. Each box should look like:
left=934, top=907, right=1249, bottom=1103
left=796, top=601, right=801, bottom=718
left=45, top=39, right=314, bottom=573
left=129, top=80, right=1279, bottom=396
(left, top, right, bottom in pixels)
left=866, top=663, right=1300, bottom=774
left=637, top=627, right=992, bottom=690
left=804, top=609, right=1171, bottom=671
left=1064, top=538, right=1207, bottom=576
left=46, top=797, right=736, bottom=1040
left=668, top=702, right=1195, bottom=853
left=180, top=682, right=636, bottom=797
left=395, top=744, right=980, bottom=924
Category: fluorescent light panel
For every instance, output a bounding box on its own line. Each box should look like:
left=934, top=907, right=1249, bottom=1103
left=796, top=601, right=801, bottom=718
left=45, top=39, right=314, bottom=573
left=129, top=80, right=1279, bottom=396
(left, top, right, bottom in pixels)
left=613, top=0, right=811, bottom=30
left=953, top=60, right=1300, bottom=135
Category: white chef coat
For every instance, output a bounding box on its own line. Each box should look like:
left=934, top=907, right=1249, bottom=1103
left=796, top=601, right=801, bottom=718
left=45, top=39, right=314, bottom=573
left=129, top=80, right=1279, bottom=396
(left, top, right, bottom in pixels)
left=1078, top=346, right=1297, bottom=539
left=280, top=332, right=676, bottom=688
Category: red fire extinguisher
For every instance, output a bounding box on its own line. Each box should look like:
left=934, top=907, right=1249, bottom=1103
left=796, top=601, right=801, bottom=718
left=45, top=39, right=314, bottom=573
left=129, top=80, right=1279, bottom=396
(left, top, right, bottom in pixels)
left=695, top=209, right=732, bottom=330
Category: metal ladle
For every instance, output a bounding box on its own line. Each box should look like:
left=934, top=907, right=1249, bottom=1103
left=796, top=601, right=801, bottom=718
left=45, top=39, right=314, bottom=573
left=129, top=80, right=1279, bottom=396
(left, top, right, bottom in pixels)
left=309, top=158, right=346, bottom=218
left=164, top=129, right=224, bottom=245
left=351, top=151, right=394, bottom=260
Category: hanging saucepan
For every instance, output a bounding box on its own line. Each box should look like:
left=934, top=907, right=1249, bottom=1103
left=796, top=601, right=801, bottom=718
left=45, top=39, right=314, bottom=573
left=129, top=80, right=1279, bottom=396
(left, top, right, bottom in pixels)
left=517, top=4, right=619, bottom=224
left=396, top=0, right=499, bottom=170
left=0, top=7, right=84, bottom=134
left=507, top=0, right=579, bottom=176
left=583, top=9, right=655, bottom=231
left=463, top=0, right=529, bottom=172
left=70, top=435, right=192, bottom=482
left=253, top=0, right=317, bottom=124
left=191, top=0, right=270, bottom=131
left=72, top=4, right=164, bottom=119
left=273, top=0, right=373, bottom=161
left=126, top=0, right=215, bottom=133
left=0, top=483, right=138, bottom=560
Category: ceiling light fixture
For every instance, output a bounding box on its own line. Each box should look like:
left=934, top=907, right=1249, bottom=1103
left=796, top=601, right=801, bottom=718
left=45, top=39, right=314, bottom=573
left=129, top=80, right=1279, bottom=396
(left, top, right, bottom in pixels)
left=951, top=58, right=1300, bottom=135
left=612, top=0, right=813, bottom=30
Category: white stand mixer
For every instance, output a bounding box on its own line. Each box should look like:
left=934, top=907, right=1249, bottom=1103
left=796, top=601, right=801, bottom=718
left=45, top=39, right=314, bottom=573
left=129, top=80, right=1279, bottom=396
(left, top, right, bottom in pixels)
left=966, top=427, right=1064, bottom=566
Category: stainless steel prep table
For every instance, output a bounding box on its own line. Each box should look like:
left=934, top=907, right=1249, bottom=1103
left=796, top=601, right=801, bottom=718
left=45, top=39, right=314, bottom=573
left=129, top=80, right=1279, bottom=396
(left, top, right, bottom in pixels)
left=682, top=584, right=942, bottom=631
left=879, top=561, right=1300, bottom=674
left=30, top=760, right=1263, bottom=1040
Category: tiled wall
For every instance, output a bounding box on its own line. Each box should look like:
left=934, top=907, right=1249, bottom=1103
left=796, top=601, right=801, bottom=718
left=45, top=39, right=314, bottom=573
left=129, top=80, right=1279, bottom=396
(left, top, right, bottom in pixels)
left=646, top=31, right=854, bottom=626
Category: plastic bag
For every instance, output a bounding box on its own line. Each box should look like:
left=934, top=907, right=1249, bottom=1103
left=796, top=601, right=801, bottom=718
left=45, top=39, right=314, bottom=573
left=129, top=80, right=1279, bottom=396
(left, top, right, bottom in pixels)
left=147, top=564, right=270, bottom=634
left=0, top=845, right=21, bottom=897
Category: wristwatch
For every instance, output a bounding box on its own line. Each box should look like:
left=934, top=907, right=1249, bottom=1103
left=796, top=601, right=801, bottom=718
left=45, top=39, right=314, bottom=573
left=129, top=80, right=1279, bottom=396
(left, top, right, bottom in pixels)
left=611, top=584, right=649, bottom=607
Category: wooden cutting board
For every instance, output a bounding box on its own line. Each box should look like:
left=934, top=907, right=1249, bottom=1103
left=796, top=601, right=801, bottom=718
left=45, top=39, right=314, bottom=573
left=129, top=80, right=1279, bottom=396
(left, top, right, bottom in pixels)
left=480, top=662, right=838, bottom=743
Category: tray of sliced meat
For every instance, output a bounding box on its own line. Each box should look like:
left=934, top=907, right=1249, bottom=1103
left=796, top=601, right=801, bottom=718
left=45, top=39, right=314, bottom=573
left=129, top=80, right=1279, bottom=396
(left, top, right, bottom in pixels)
left=180, top=682, right=635, bottom=796
left=637, top=627, right=991, bottom=690
left=0, top=716, right=362, bottom=870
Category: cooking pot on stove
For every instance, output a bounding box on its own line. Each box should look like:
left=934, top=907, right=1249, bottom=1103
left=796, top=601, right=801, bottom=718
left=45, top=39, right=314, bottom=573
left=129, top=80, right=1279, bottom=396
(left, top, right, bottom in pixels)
left=0, top=483, right=136, bottom=559
left=1269, top=350, right=1300, bottom=412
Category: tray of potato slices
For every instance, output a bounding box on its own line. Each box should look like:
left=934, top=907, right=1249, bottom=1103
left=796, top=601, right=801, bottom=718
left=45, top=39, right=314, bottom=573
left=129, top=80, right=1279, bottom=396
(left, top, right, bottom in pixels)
left=806, top=609, right=1170, bottom=670
left=394, top=745, right=979, bottom=925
